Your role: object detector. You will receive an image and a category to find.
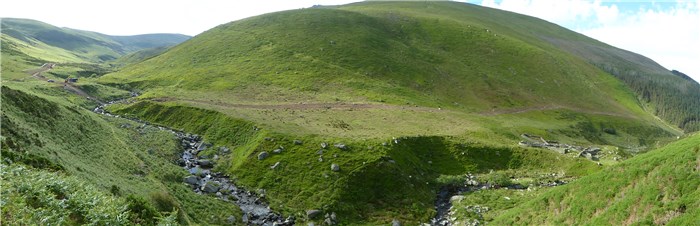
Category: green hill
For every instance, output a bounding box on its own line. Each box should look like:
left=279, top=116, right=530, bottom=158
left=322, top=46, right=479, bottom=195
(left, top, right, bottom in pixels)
left=100, top=2, right=681, bottom=147
left=1, top=18, right=189, bottom=80
left=1, top=18, right=189, bottom=61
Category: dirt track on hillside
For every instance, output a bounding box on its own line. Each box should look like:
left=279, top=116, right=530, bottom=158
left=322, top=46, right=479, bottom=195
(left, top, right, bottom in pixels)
left=149, top=97, right=636, bottom=119
left=29, top=63, right=103, bottom=104
left=149, top=97, right=443, bottom=112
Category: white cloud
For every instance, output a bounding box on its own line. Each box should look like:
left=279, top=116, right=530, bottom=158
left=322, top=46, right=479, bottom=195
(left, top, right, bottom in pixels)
left=478, top=0, right=700, bottom=82
left=480, top=0, right=620, bottom=29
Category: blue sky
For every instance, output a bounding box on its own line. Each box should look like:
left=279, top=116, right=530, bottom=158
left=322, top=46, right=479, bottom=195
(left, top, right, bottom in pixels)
left=2, top=0, right=698, bottom=81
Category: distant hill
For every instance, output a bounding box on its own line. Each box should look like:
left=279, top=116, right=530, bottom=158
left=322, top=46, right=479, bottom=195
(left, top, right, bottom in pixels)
left=0, top=18, right=189, bottom=63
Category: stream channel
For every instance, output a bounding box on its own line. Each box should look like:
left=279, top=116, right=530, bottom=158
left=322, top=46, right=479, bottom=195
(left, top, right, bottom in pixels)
left=94, top=101, right=293, bottom=225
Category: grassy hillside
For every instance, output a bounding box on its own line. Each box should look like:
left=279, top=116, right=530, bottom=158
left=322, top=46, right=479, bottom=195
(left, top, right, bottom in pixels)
left=488, top=133, right=700, bottom=225
left=0, top=85, right=241, bottom=225
left=99, top=2, right=680, bottom=146
left=101, top=6, right=638, bottom=115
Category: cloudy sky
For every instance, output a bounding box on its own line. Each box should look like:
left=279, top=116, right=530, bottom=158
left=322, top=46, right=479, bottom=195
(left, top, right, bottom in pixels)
left=1, top=0, right=698, bottom=81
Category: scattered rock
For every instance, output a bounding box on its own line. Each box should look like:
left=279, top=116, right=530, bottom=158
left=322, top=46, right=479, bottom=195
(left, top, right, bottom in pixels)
left=242, top=213, right=249, bottom=223
left=316, top=150, right=324, bottom=155
left=184, top=176, right=199, bottom=185
left=219, top=146, right=230, bottom=154
left=331, top=163, right=340, bottom=172
left=318, top=157, right=324, bottom=162
left=189, top=166, right=204, bottom=176
left=271, top=162, right=281, bottom=170
left=294, top=140, right=303, bottom=145
left=307, top=209, right=322, bottom=219
left=197, top=142, right=210, bottom=151
left=202, top=181, right=221, bottom=193
left=273, top=149, right=283, bottom=154
left=334, top=143, right=347, bottom=150
left=321, top=142, right=329, bottom=149
left=450, top=195, right=465, bottom=202
left=258, top=152, right=269, bottom=160
left=392, top=219, right=401, bottom=226
left=197, top=160, right=213, bottom=168
left=227, top=216, right=236, bottom=224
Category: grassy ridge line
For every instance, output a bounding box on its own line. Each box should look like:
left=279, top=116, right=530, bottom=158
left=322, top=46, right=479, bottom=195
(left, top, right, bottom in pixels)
left=491, top=133, right=700, bottom=225
left=109, top=100, right=601, bottom=224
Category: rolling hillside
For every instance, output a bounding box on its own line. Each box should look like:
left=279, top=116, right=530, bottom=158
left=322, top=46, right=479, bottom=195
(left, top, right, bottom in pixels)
left=3, top=1, right=699, bottom=225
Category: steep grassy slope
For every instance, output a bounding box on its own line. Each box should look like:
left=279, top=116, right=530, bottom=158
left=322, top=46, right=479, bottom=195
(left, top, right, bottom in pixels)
left=489, top=133, right=700, bottom=225
left=0, top=85, right=241, bottom=225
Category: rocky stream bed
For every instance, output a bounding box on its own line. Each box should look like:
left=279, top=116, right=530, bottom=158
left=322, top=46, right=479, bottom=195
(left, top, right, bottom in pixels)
left=94, top=101, right=292, bottom=225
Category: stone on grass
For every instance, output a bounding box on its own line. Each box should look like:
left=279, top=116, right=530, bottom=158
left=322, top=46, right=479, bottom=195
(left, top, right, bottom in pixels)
left=271, top=162, right=281, bottom=170
left=258, top=151, right=269, bottom=160
left=331, top=163, right=340, bottom=172
left=306, top=209, right=322, bottom=219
